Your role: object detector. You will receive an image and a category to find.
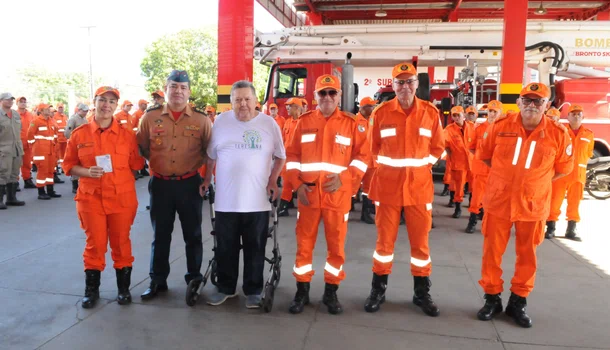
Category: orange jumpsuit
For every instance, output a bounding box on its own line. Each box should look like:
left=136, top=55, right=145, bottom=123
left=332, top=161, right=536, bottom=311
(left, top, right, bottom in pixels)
left=478, top=113, right=573, bottom=297
left=63, top=120, right=144, bottom=271
left=358, top=112, right=376, bottom=196
left=19, top=110, right=34, bottom=180
left=131, top=109, right=145, bottom=132
left=368, top=97, right=444, bottom=276
left=53, top=112, right=69, bottom=164
left=468, top=121, right=491, bottom=215
left=114, top=110, right=134, bottom=131
left=286, top=107, right=370, bottom=284
left=27, top=116, right=58, bottom=187
left=444, top=122, right=474, bottom=203
left=548, top=126, right=594, bottom=222
left=442, top=123, right=453, bottom=189
left=280, top=116, right=300, bottom=202
left=274, top=115, right=285, bottom=131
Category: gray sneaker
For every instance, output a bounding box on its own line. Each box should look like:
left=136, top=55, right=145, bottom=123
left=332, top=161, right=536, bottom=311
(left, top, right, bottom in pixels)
left=206, top=289, right=238, bottom=306
left=245, top=294, right=262, bottom=309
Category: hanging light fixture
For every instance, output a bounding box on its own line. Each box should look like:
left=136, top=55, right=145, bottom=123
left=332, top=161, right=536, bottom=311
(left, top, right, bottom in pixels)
left=375, top=0, right=387, bottom=17
left=534, top=1, right=547, bottom=15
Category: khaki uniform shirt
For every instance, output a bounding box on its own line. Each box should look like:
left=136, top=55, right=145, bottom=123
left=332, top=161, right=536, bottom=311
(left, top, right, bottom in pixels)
left=0, top=108, right=24, bottom=157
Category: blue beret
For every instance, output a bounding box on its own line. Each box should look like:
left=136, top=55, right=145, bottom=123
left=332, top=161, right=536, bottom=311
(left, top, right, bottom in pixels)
left=167, top=70, right=190, bottom=83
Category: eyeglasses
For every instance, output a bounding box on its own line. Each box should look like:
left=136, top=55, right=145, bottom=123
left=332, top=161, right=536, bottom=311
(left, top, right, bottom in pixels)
left=317, top=90, right=338, bottom=98
left=394, top=78, right=418, bottom=86
left=521, top=98, right=546, bottom=107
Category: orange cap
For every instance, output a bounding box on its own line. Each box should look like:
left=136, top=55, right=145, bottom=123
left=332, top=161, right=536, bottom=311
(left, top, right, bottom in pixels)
left=301, top=98, right=308, bottom=105
left=315, top=74, right=341, bottom=93
left=545, top=108, right=561, bottom=118
left=392, top=62, right=417, bottom=79
left=16, top=96, right=26, bottom=102
left=465, top=106, right=477, bottom=114
left=122, top=100, right=133, bottom=107
left=95, top=86, right=120, bottom=99
left=487, top=100, right=503, bottom=111
left=269, top=103, right=278, bottom=109
left=286, top=98, right=303, bottom=107
left=359, top=97, right=376, bottom=106
left=520, top=83, right=551, bottom=99
left=568, top=104, right=584, bottom=113
left=138, top=99, right=148, bottom=105
left=205, top=105, right=216, bottom=113
left=451, top=106, right=464, bottom=114
left=152, top=90, right=165, bottom=98
left=37, top=103, right=52, bottom=111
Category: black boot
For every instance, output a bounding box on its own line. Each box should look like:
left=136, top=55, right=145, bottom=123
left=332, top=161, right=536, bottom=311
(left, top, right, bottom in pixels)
left=46, top=185, right=61, bottom=198
left=82, top=270, right=101, bottom=309
left=447, top=191, right=455, bottom=207
left=72, top=180, right=79, bottom=194
left=32, top=164, right=37, bottom=172
left=322, top=283, right=343, bottom=315
left=468, top=192, right=472, bottom=207
left=24, top=178, right=36, bottom=189
left=360, top=195, right=375, bottom=224
left=5, top=183, right=25, bottom=206
left=413, top=276, right=440, bottom=317
left=0, top=185, right=7, bottom=210
left=477, top=293, right=502, bottom=320
left=545, top=221, right=556, bottom=239
left=53, top=172, right=65, bottom=184
left=440, top=184, right=450, bottom=196
left=140, top=168, right=150, bottom=176
left=364, top=273, right=387, bottom=313
left=452, top=202, right=462, bottom=218
left=477, top=208, right=485, bottom=221
left=140, top=281, right=168, bottom=300
left=288, top=282, right=310, bottom=314
left=350, top=196, right=356, bottom=212
left=286, top=197, right=295, bottom=209
left=116, top=267, right=132, bottom=305
left=565, top=221, right=581, bottom=241
left=505, top=292, right=532, bottom=328
left=15, top=183, right=20, bottom=192
left=465, top=213, right=478, bottom=233
left=277, top=199, right=290, bottom=217
left=37, top=187, right=51, bottom=200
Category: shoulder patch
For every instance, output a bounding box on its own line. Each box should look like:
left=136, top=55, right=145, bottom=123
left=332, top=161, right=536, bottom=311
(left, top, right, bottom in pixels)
left=193, top=107, right=206, bottom=115
left=146, top=104, right=162, bottom=113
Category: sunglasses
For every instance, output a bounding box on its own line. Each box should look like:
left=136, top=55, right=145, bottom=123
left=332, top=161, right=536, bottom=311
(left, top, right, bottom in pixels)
left=394, top=78, right=418, bottom=86
left=317, top=90, right=338, bottom=98
left=521, top=98, right=546, bottom=107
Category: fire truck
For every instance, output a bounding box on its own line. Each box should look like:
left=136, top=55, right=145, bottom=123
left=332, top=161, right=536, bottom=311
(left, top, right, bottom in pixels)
left=255, top=21, right=610, bottom=158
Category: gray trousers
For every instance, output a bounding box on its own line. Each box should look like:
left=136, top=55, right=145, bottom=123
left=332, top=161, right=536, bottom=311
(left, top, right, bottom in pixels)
left=0, top=154, right=23, bottom=185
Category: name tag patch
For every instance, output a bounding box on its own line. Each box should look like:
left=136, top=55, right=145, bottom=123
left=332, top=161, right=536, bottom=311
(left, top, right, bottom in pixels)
left=301, top=134, right=316, bottom=143
left=380, top=128, right=396, bottom=138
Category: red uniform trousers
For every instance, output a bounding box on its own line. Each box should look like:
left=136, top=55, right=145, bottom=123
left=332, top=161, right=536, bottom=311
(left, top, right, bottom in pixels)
left=451, top=169, right=467, bottom=203
left=548, top=178, right=584, bottom=222
left=76, top=192, right=137, bottom=271
left=479, top=213, right=544, bottom=297
left=33, top=154, right=56, bottom=187
left=372, top=203, right=432, bottom=276
left=468, top=173, right=488, bottom=215
left=293, top=206, right=348, bottom=285
left=20, top=140, right=33, bottom=180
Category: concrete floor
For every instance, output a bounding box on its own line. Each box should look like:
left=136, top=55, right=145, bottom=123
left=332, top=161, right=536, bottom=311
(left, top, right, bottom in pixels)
left=1, top=175, right=610, bottom=350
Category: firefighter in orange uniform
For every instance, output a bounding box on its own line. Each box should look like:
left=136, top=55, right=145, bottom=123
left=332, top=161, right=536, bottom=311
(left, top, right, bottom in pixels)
left=546, top=104, right=593, bottom=241
left=465, top=105, right=478, bottom=123
left=16, top=97, right=36, bottom=189
left=444, top=106, right=474, bottom=218
left=205, top=105, right=216, bottom=123
left=286, top=74, right=370, bottom=315
left=63, top=86, right=144, bottom=309
left=114, top=100, right=134, bottom=130
left=132, top=99, right=148, bottom=132
left=52, top=103, right=68, bottom=183
left=357, top=96, right=377, bottom=224
left=364, top=63, right=444, bottom=316
left=28, top=103, right=61, bottom=200
left=465, top=100, right=503, bottom=233
left=476, top=83, right=573, bottom=328
left=277, top=98, right=303, bottom=217
left=269, top=103, right=285, bottom=130
left=545, top=107, right=561, bottom=122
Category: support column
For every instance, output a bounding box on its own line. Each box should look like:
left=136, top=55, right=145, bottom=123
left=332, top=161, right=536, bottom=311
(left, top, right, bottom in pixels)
left=499, top=0, right=528, bottom=113
left=447, top=67, right=455, bottom=83
left=428, top=67, right=435, bottom=83
left=217, top=0, right=254, bottom=111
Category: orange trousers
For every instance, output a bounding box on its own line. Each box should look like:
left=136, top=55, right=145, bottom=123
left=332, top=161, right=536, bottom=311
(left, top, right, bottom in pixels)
left=293, top=206, right=348, bottom=284
left=20, top=141, right=33, bottom=180
left=55, top=142, right=67, bottom=164
left=280, top=180, right=294, bottom=202
left=479, top=213, right=544, bottom=297
left=451, top=169, right=467, bottom=202
left=468, top=174, right=488, bottom=215
left=361, top=167, right=375, bottom=195
left=444, top=160, right=452, bottom=188
left=76, top=198, right=137, bottom=271
left=548, top=179, right=584, bottom=222
left=33, top=155, right=55, bottom=187
left=372, top=203, right=432, bottom=276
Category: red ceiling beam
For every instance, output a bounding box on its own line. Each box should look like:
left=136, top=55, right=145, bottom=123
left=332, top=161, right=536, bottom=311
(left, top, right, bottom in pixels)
left=443, top=0, right=463, bottom=22
left=558, top=2, right=610, bottom=20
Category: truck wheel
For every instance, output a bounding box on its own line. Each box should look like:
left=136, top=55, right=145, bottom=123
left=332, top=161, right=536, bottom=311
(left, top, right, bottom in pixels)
left=416, top=73, right=431, bottom=101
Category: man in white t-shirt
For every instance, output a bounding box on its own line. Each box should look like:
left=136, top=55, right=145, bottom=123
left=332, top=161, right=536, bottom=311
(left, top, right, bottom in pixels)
left=202, top=80, right=286, bottom=308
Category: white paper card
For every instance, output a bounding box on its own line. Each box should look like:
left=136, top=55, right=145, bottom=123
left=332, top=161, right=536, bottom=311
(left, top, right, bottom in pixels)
left=95, top=154, right=113, bottom=173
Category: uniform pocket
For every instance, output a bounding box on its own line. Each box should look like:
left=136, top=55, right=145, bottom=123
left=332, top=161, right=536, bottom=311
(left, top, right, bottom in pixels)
left=77, top=147, right=95, bottom=166
left=113, top=146, right=130, bottom=169
left=183, top=130, right=201, bottom=151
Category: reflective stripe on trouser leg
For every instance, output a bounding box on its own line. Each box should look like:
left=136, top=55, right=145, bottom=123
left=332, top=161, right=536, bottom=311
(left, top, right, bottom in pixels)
left=293, top=205, right=322, bottom=282
left=404, top=204, right=433, bottom=276
left=451, top=169, right=467, bottom=203
left=565, top=181, right=584, bottom=222
left=468, top=174, right=488, bottom=214
left=510, top=220, right=544, bottom=297
left=35, top=157, right=55, bottom=188
left=479, top=213, right=512, bottom=295
left=322, top=209, right=348, bottom=284
left=76, top=207, right=109, bottom=271
left=548, top=177, right=569, bottom=222
left=372, top=202, right=401, bottom=275
left=107, top=204, right=137, bottom=269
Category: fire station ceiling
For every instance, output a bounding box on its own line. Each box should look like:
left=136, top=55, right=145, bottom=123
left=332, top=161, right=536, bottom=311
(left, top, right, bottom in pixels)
left=291, top=0, right=610, bottom=24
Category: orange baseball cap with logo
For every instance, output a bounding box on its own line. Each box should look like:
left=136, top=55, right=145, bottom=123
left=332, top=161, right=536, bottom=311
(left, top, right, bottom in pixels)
left=520, top=82, right=551, bottom=99
left=152, top=90, right=165, bottom=98
left=95, top=86, right=120, bottom=99
left=301, top=98, right=308, bottom=105
left=465, top=106, right=477, bottom=114
left=359, top=97, right=376, bottom=106
left=286, top=98, right=303, bottom=107
left=16, top=96, right=26, bottom=102
left=138, top=99, right=148, bottom=105
left=315, top=74, right=341, bottom=93
left=451, top=106, right=465, bottom=114
left=121, top=100, right=133, bottom=107
left=545, top=107, right=561, bottom=118
left=392, top=62, right=417, bottom=79
left=269, top=103, right=278, bottom=109
left=37, top=103, right=52, bottom=111
left=568, top=104, right=584, bottom=113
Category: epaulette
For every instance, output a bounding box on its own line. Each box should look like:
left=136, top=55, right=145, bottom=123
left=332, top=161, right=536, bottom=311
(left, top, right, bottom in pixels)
left=551, top=120, right=567, bottom=132
left=373, top=101, right=390, bottom=112
left=193, top=107, right=206, bottom=115
left=299, top=110, right=315, bottom=118
left=71, top=123, right=88, bottom=135
left=146, top=104, right=162, bottom=113
left=341, top=111, right=357, bottom=120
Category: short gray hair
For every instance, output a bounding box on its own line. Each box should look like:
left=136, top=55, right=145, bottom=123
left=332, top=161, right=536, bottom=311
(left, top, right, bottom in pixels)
left=230, top=80, right=257, bottom=100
